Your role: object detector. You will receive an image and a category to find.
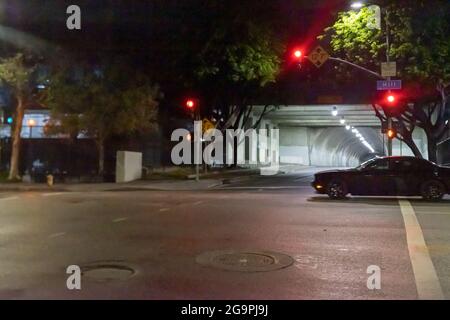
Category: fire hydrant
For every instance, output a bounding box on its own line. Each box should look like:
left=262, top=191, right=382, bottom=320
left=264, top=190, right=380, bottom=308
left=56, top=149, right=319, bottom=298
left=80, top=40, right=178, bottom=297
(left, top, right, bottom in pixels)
left=46, top=174, right=54, bottom=187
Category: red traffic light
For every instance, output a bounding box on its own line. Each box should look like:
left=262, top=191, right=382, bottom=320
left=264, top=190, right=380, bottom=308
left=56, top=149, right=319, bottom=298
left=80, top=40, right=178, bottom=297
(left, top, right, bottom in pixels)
left=386, top=94, right=396, bottom=104
left=293, top=50, right=302, bottom=59
left=185, top=99, right=196, bottom=109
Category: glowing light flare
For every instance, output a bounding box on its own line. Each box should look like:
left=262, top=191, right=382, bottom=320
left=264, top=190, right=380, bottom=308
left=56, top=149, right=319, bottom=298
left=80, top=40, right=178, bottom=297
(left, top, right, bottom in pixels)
left=293, top=50, right=302, bottom=59
left=351, top=2, right=364, bottom=9
left=186, top=99, right=195, bottom=109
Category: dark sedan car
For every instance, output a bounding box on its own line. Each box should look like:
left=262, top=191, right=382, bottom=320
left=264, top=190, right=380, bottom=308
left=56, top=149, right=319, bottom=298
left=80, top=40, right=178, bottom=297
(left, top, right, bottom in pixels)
left=312, top=156, right=450, bottom=201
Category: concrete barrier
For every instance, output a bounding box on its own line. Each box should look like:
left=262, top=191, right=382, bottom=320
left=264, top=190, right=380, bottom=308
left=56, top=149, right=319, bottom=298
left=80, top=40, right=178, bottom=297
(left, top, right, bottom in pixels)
left=116, top=151, right=143, bottom=183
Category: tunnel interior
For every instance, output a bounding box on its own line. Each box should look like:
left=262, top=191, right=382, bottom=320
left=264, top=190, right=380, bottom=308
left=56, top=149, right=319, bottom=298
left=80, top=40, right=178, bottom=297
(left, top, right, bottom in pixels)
left=309, top=127, right=385, bottom=167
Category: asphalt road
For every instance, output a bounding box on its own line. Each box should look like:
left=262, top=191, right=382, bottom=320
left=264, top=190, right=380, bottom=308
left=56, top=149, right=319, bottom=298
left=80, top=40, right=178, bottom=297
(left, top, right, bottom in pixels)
left=0, top=168, right=449, bottom=299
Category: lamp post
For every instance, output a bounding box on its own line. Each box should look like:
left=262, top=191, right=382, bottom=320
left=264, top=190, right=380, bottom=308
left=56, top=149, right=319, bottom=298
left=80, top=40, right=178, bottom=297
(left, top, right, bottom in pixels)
left=351, top=1, right=393, bottom=156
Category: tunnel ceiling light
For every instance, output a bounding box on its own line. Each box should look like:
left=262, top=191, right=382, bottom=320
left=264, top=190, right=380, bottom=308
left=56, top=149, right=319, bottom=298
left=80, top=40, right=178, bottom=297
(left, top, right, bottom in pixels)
left=332, top=106, right=338, bottom=117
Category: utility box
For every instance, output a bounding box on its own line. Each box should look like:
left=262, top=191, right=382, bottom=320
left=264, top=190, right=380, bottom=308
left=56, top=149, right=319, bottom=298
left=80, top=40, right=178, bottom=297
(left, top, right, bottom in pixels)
left=115, top=151, right=143, bottom=183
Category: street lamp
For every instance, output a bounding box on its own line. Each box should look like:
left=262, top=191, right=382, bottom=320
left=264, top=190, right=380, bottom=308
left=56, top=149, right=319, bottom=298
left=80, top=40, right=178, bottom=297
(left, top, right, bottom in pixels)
left=340, top=117, right=346, bottom=125
left=27, top=119, right=36, bottom=138
left=351, top=2, right=364, bottom=9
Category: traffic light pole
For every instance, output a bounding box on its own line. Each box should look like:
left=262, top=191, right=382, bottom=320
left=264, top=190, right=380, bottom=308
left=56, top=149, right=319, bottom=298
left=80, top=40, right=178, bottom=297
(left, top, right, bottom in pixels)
left=195, top=109, right=200, bottom=182
left=385, top=8, right=393, bottom=157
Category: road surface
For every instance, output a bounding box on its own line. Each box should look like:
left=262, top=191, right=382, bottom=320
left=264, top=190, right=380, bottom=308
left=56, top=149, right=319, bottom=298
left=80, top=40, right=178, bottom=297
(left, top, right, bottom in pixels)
left=0, top=167, right=449, bottom=299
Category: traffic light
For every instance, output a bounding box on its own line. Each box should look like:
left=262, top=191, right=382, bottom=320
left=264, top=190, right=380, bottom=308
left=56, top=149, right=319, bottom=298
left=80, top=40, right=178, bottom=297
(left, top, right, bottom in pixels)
left=1, top=109, right=13, bottom=125
left=386, top=93, right=396, bottom=104
left=185, top=99, right=196, bottom=110
left=183, top=97, right=200, bottom=119
left=293, top=49, right=302, bottom=60
left=376, top=91, right=407, bottom=118
left=291, top=48, right=304, bottom=68
left=387, top=129, right=396, bottom=139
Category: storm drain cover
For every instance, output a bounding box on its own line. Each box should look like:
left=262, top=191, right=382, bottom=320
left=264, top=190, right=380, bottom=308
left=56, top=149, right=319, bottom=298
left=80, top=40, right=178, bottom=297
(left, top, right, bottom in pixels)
left=196, top=250, right=294, bottom=272
left=81, top=262, right=136, bottom=281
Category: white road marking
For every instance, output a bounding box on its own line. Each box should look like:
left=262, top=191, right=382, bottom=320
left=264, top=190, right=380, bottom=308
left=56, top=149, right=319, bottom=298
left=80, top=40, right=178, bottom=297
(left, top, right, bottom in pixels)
left=0, top=196, right=19, bottom=201
left=48, top=232, right=66, bottom=239
left=42, top=192, right=65, bottom=197
left=159, top=208, right=170, bottom=212
left=399, top=199, right=444, bottom=300
left=112, top=217, right=128, bottom=223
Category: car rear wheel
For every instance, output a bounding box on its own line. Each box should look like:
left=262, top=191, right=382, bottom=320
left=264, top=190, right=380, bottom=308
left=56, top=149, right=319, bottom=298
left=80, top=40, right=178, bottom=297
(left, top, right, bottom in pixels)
left=327, top=180, right=348, bottom=199
left=421, top=180, right=445, bottom=201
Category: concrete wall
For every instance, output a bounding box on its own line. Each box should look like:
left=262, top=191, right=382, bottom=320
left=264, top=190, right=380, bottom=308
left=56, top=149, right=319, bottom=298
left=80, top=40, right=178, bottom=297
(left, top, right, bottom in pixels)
left=116, top=151, right=142, bottom=183
left=279, top=127, right=309, bottom=165
left=391, top=127, right=428, bottom=158
left=279, top=126, right=385, bottom=167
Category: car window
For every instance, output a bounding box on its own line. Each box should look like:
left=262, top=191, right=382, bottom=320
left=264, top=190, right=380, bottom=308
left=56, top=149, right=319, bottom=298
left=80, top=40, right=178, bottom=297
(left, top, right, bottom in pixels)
left=392, top=159, right=415, bottom=172
left=365, top=159, right=389, bottom=171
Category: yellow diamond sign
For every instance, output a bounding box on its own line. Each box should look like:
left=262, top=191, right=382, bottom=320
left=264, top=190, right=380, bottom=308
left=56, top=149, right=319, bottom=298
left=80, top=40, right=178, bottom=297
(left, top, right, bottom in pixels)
left=308, top=46, right=330, bottom=68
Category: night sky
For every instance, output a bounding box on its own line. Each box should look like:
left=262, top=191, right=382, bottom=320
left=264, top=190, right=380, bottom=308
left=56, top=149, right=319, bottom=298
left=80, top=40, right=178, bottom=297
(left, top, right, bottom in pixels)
left=0, top=0, right=373, bottom=104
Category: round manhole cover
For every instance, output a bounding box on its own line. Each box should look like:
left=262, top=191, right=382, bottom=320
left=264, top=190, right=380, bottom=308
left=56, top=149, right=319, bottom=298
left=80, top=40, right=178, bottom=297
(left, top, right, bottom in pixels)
left=81, top=263, right=136, bottom=281
left=196, top=250, right=294, bottom=272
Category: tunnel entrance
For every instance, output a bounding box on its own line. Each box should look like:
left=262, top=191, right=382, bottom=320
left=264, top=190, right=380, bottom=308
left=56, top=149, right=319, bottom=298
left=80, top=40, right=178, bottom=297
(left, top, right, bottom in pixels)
left=253, top=104, right=428, bottom=167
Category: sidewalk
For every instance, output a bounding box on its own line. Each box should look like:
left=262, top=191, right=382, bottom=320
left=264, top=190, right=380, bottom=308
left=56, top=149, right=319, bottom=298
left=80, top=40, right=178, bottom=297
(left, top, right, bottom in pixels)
left=0, top=179, right=224, bottom=193
left=0, top=165, right=314, bottom=193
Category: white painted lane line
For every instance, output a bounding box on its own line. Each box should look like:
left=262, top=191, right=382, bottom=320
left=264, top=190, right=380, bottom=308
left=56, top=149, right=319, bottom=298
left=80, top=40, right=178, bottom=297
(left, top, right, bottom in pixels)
left=112, top=217, right=128, bottom=223
left=48, top=232, right=66, bottom=239
left=42, top=192, right=66, bottom=197
left=159, top=208, right=170, bottom=212
left=399, top=199, right=444, bottom=300
left=0, top=196, right=19, bottom=201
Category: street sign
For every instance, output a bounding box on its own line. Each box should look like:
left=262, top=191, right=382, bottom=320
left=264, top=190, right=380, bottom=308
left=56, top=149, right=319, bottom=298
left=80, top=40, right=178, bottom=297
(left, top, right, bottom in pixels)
left=381, top=62, right=397, bottom=77
left=377, top=80, right=402, bottom=90
left=307, top=46, right=329, bottom=68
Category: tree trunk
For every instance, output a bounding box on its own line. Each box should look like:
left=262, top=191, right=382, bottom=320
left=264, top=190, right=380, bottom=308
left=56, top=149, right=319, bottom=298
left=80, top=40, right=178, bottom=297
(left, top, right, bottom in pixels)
left=8, top=96, right=25, bottom=181
left=403, top=138, right=423, bottom=158
left=427, top=135, right=438, bottom=163
left=97, top=139, right=105, bottom=176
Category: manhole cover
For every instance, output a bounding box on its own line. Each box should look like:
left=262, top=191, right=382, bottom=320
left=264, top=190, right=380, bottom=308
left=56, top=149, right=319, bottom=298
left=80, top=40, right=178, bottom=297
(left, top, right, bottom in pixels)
left=196, top=250, right=294, bottom=272
left=81, top=262, right=136, bottom=281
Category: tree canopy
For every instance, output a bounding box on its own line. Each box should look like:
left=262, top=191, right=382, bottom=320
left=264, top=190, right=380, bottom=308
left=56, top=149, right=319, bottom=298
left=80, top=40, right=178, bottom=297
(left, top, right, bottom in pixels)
left=320, top=0, right=450, bottom=161
left=44, top=62, right=160, bottom=174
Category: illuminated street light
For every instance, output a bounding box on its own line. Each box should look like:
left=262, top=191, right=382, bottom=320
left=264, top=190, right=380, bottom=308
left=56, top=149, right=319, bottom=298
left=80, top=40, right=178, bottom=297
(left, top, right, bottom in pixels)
left=340, top=117, right=346, bottom=125
left=351, top=2, right=364, bottom=9
left=345, top=125, right=351, bottom=130
left=27, top=119, right=36, bottom=138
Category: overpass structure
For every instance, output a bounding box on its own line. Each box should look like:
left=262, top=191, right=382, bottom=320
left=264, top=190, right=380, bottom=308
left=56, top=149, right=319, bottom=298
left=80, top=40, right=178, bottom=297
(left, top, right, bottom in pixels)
left=249, top=104, right=428, bottom=167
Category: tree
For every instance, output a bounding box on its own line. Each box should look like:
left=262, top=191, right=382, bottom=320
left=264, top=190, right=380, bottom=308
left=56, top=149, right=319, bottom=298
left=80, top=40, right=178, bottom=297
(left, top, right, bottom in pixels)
left=45, top=63, right=160, bottom=175
left=0, top=53, right=37, bottom=180
left=320, top=0, right=450, bottom=161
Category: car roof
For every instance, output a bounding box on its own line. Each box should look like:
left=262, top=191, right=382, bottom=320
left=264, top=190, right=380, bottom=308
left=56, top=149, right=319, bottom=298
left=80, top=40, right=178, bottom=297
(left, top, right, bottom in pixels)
left=378, top=156, right=434, bottom=164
